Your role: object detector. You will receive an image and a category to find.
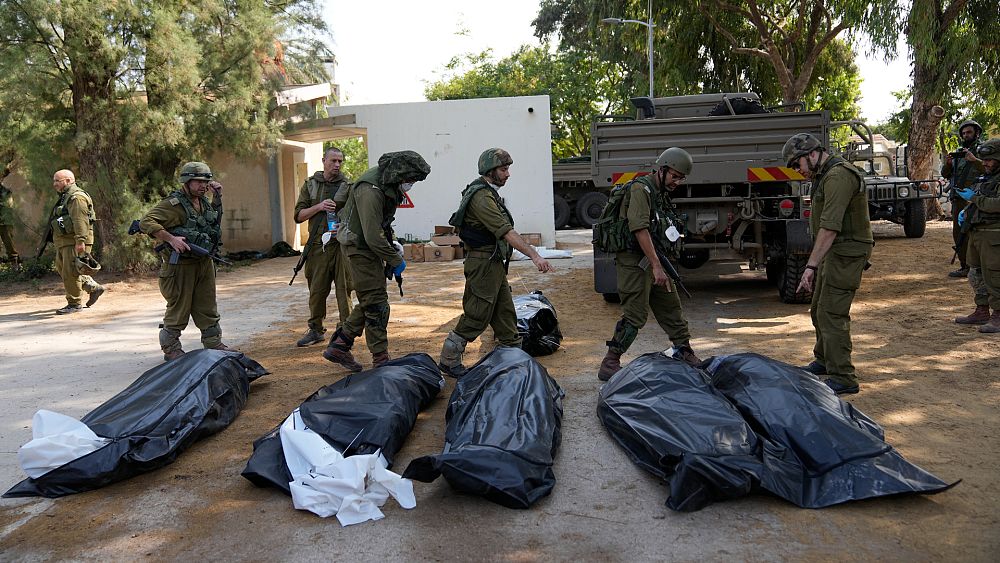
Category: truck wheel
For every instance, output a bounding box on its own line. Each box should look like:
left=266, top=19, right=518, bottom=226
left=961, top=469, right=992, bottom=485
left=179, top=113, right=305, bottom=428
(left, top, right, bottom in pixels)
left=575, top=192, right=608, bottom=228
left=602, top=293, right=621, bottom=303
left=554, top=196, right=571, bottom=229
left=778, top=254, right=812, bottom=304
left=903, top=199, right=927, bottom=238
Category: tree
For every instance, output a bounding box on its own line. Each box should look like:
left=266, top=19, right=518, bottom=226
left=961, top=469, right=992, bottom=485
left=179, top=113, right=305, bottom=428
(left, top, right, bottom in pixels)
left=425, top=46, right=626, bottom=159
left=0, top=0, right=329, bottom=269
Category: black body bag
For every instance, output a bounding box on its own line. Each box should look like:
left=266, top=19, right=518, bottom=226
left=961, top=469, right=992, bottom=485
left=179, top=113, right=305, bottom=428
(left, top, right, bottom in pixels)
left=514, top=291, right=563, bottom=357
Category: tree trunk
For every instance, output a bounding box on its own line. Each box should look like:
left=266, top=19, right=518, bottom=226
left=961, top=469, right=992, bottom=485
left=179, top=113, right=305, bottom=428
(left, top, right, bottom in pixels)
left=908, top=95, right=946, bottom=219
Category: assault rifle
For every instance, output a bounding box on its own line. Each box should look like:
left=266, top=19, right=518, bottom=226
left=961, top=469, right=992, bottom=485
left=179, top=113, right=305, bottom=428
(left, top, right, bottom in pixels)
left=154, top=241, right=232, bottom=266
left=638, top=238, right=691, bottom=298
left=288, top=245, right=310, bottom=285
left=952, top=203, right=976, bottom=264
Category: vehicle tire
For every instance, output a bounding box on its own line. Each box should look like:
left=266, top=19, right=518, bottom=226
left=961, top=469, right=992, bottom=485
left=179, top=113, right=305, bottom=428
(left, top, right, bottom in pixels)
left=903, top=199, right=927, bottom=238
left=554, top=196, right=571, bottom=229
left=575, top=192, right=608, bottom=228
left=602, top=293, right=621, bottom=303
left=778, top=254, right=812, bottom=304
left=765, top=257, right=783, bottom=285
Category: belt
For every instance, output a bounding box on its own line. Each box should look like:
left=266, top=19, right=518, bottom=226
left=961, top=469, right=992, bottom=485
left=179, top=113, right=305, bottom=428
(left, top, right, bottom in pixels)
left=465, top=249, right=495, bottom=259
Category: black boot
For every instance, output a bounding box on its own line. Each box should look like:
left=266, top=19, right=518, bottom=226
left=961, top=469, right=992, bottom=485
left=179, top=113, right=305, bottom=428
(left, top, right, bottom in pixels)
left=322, top=328, right=363, bottom=372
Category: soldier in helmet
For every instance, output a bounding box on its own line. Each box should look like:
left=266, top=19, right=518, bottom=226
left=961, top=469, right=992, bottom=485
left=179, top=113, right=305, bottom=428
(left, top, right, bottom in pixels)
left=952, top=138, right=1000, bottom=333
left=942, top=119, right=986, bottom=277
left=47, top=169, right=105, bottom=314
left=437, top=148, right=553, bottom=377
left=784, top=133, right=873, bottom=395
left=323, top=150, right=430, bottom=371
left=139, top=161, right=230, bottom=361
left=597, top=147, right=702, bottom=382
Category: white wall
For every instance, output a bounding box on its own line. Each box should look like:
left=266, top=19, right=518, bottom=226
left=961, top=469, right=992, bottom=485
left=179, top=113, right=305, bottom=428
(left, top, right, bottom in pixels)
left=325, top=96, right=555, bottom=245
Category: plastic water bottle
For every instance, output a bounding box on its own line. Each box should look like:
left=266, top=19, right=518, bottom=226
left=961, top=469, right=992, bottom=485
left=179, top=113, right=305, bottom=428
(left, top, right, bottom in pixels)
left=327, top=211, right=339, bottom=235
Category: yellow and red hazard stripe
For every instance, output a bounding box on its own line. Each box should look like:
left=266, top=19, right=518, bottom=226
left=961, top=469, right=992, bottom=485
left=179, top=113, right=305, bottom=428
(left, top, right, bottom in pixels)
left=611, top=172, right=650, bottom=185
left=746, top=167, right=805, bottom=182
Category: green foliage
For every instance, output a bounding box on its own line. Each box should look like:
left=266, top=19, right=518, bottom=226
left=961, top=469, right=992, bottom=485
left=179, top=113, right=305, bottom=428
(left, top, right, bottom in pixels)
left=802, top=40, right=863, bottom=120
left=425, top=45, right=626, bottom=159
left=0, top=256, right=53, bottom=283
left=331, top=137, right=369, bottom=181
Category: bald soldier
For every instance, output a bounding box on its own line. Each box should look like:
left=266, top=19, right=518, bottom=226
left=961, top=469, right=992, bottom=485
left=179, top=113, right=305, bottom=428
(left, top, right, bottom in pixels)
left=140, top=162, right=231, bottom=361
left=784, top=133, right=873, bottom=395
left=47, top=170, right=105, bottom=314
left=437, top=148, right=553, bottom=377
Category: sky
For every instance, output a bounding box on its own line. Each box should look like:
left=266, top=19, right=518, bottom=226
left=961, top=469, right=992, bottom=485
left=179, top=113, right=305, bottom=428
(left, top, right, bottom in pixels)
left=325, top=0, right=912, bottom=124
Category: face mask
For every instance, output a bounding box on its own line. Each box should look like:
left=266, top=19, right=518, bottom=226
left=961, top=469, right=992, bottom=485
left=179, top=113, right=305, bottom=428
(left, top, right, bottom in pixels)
left=399, top=182, right=414, bottom=192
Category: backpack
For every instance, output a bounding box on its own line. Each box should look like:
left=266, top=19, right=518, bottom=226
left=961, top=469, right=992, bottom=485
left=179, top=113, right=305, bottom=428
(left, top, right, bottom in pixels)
left=592, top=184, right=636, bottom=253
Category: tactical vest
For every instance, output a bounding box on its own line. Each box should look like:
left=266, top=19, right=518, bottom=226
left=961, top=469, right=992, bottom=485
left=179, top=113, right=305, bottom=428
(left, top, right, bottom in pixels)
left=305, top=174, right=348, bottom=245
left=810, top=157, right=872, bottom=243
left=50, top=184, right=96, bottom=236
left=449, top=178, right=514, bottom=257
left=593, top=176, right=677, bottom=254
left=167, top=190, right=221, bottom=250
left=969, top=173, right=1000, bottom=226
left=343, top=176, right=401, bottom=251
left=950, top=149, right=982, bottom=192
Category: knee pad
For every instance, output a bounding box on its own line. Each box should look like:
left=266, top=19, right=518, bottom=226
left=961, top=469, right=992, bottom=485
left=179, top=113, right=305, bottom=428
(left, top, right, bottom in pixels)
left=363, top=302, right=390, bottom=328
left=201, top=324, right=222, bottom=339
left=159, top=328, right=182, bottom=352
left=607, top=320, right=639, bottom=353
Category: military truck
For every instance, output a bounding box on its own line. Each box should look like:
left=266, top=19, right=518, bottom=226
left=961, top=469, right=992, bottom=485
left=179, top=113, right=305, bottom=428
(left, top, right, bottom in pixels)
left=845, top=136, right=934, bottom=238
left=552, top=157, right=606, bottom=229
left=591, top=92, right=921, bottom=304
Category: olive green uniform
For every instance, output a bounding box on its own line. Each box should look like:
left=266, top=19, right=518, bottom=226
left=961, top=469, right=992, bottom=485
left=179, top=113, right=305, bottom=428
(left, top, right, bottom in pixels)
left=48, top=184, right=100, bottom=306
left=294, top=171, right=353, bottom=333
left=336, top=167, right=404, bottom=356
left=451, top=178, right=520, bottom=346
left=965, top=171, right=1000, bottom=310
left=0, top=184, right=18, bottom=260
left=140, top=191, right=223, bottom=352
left=809, top=156, right=874, bottom=387
left=942, top=154, right=985, bottom=269
left=611, top=175, right=691, bottom=353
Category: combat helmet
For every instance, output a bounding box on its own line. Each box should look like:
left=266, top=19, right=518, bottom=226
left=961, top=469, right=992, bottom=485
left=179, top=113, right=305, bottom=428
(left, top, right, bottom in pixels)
left=978, top=138, right=1000, bottom=161
left=958, top=120, right=983, bottom=137
left=178, top=162, right=213, bottom=184
left=782, top=133, right=824, bottom=168
left=75, top=252, right=102, bottom=275
left=478, top=148, right=514, bottom=175
left=654, top=147, right=693, bottom=176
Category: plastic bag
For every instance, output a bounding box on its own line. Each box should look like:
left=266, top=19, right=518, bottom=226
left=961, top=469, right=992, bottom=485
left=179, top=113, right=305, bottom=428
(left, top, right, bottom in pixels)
left=514, top=291, right=562, bottom=356
left=403, top=347, right=564, bottom=509
left=5, top=350, right=268, bottom=498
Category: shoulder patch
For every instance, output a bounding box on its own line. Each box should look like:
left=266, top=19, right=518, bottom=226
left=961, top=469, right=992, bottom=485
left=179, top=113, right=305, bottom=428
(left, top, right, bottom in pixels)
left=168, top=197, right=181, bottom=206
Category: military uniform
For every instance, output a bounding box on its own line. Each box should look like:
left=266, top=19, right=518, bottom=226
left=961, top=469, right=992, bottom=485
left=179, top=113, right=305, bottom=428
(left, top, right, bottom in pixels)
left=49, top=183, right=101, bottom=306
left=140, top=189, right=223, bottom=354
left=450, top=177, right=520, bottom=346
left=964, top=170, right=1000, bottom=330
left=942, top=151, right=985, bottom=270
left=611, top=175, right=692, bottom=354
left=0, top=183, right=18, bottom=261
left=325, top=151, right=430, bottom=369
left=808, top=156, right=874, bottom=387
left=294, top=171, right=353, bottom=334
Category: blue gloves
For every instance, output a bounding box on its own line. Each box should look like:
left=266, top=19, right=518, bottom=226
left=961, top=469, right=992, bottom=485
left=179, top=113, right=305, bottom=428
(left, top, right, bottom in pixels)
left=391, top=261, right=406, bottom=277
left=956, top=188, right=975, bottom=201
left=958, top=208, right=967, bottom=226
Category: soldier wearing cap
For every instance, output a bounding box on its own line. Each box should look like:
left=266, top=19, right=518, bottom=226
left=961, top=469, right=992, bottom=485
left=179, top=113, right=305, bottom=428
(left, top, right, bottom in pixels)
left=952, top=138, right=1000, bottom=333
left=47, top=169, right=105, bottom=314
left=139, top=161, right=230, bottom=361
left=597, top=147, right=702, bottom=382
left=437, top=148, right=553, bottom=377
left=942, top=119, right=986, bottom=277
left=323, top=150, right=430, bottom=371
left=784, top=133, right=873, bottom=395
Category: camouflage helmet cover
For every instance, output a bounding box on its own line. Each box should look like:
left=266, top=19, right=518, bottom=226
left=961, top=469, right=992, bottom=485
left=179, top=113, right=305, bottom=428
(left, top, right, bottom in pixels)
left=377, top=150, right=431, bottom=186
left=179, top=161, right=213, bottom=183
left=958, top=119, right=983, bottom=137
left=75, top=252, right=102, bottom=275
left=782, top=133, right=824, bottom=167
left=654, top=147, right=693, bottom=176
left=978, top=138, right=1000, bottom=161
left=478, top=148, right=514, bottom=175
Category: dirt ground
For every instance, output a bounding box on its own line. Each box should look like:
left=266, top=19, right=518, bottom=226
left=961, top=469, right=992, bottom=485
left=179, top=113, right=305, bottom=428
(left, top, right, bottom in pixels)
left=0, top=221, right=997, bottom=561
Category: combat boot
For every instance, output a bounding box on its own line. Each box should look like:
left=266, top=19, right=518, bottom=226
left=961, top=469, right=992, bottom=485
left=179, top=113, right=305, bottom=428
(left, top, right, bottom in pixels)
left=322, top=328, right=363, bottom=372
left=209, top=343, right=233, bottom=352
left=673, top=345, right=703, bottom=367
left=372, top=351, right=391, bottom=368
left=56, top=304, right=82, bottom=315
left=978, top=310, right=1000, bottom=334
left=296, top=328, right=326, bottom=347
left=85, top=285, right=105, bottom=307
left=164, top=349, right=185, bottom=362
left=438, top=331, right=469, bottom=378
left=948, top=267, right=970, bottom=278
left=955, top=305, right=990, bottom=325
left=597, top=349, right=623, bottom=382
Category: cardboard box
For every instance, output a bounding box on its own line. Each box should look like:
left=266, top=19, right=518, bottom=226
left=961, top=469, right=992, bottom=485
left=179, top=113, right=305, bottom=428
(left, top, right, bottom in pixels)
left=522, top=232, right=542, bottom=246
left=424, top=245, right=455, bottom=262
left=430, top=234, right=461, bottom=246
left=434, top=225, right=457, bottom=236
left=453, top=245, right=464, bottom=260
left=403, top=243, right=425, bottom=263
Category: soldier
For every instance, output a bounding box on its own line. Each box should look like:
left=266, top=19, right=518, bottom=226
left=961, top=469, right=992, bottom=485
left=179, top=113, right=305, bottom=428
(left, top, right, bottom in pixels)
left=323, top=150, right=430, bottom=371
left=952, top=138, right=1000, bottom=333
left=597, top=147, right=702, bottom=382
left=0, top=180, right=19, bottom=264
left=942, top=120, right=986, bottom=277
left=140, top=162, right=230, bottom=361
left=785, top=133, right=873, bottom=395
left=293, top=147, right=354, bottom=347
left=48, top=170, right=105, bottom=314
left=437, top=148, right=553, bottom=377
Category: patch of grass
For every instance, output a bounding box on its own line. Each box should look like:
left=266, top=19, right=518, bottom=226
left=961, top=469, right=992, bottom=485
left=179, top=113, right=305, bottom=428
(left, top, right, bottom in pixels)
left=0, top=256, right=54, bottom=282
